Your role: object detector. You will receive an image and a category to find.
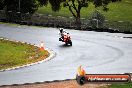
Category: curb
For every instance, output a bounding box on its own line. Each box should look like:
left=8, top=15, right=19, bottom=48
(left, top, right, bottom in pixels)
left=0, top=79, right=75, bottom=87
left=0, top=38, right=56, bottom=72
left=105, top=35, right=132, bottom=39
left=123, top=37, right=132, bottom=39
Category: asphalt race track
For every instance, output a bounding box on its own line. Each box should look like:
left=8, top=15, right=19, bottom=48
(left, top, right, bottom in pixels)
left=0, top=24, right=132, bottom=85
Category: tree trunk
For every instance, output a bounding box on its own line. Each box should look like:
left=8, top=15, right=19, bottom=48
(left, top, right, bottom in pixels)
left=68, top=1, right=82, bottom=30
left=75, top=17, right=81, bottom=30
left=75, top=11, right=81, bottom=30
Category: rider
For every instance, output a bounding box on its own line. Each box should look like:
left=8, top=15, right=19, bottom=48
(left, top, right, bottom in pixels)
left=59, top=28, right=71, bottom=42
left=59, top=28, right=66, bottom=41
left=60, top=28, right=64, bottom=35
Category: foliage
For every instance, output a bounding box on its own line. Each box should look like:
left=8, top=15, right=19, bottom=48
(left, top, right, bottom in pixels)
left=63, top=0, right=89, bottom=18
left=37, top=0, right=132, bottom=21
left=0, top=0, right=48, bottom=14
left=39, top=0, right=121, bottom=29
left=0, top=0, right=122, bottom=29
left=0, top=0, right=4, bottom=10
left=49, top=0, right=64, bottom=11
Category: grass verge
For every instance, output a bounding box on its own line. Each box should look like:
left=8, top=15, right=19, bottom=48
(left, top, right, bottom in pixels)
left=0, top=38, right=49, bottom=70
left=108, top=82, right=132, bottom=88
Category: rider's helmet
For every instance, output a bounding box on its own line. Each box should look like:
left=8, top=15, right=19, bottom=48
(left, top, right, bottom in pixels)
left=67, top=33, right=70, bottom=38
left=60, top=28, right=63, bottom=33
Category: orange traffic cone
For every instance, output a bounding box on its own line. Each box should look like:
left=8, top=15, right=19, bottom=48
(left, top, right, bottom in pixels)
left=39, top=41, right=45, bottom=51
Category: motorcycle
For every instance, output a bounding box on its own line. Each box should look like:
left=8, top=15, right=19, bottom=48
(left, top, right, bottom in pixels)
left=59, top=32, right=72, bottom=46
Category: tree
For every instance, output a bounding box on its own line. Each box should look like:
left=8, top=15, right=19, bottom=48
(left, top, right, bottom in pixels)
left=38, top=0, right=64, bottom=11
left=64, top=0, right=122, bottom=29
left=63, top=0, right=89, bottom=29
left=0, top=0, right=4, bottom=10
left=0, top=0, right=48, bottom=14
left=0, top=0, right=49, bottom=21
left=43, top=0, right=121, bottom=29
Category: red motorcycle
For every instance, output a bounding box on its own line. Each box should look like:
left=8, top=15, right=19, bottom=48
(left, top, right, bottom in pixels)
left=59, top=29, right=72, bottom=46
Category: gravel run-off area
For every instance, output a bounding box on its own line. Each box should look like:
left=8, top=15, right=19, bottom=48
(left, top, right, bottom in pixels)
left=0, top=80, right=108, bottom=88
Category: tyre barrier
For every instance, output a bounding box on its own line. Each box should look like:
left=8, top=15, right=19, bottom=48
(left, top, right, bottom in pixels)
left=0, top=20, right=132, bottom=34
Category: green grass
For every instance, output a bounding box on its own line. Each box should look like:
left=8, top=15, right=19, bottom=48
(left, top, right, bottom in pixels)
left=37, top=0, right=132, bottom=21
left=108, top=83, right=132, bottom=88
left=0, top=39, right=49, bottom=70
